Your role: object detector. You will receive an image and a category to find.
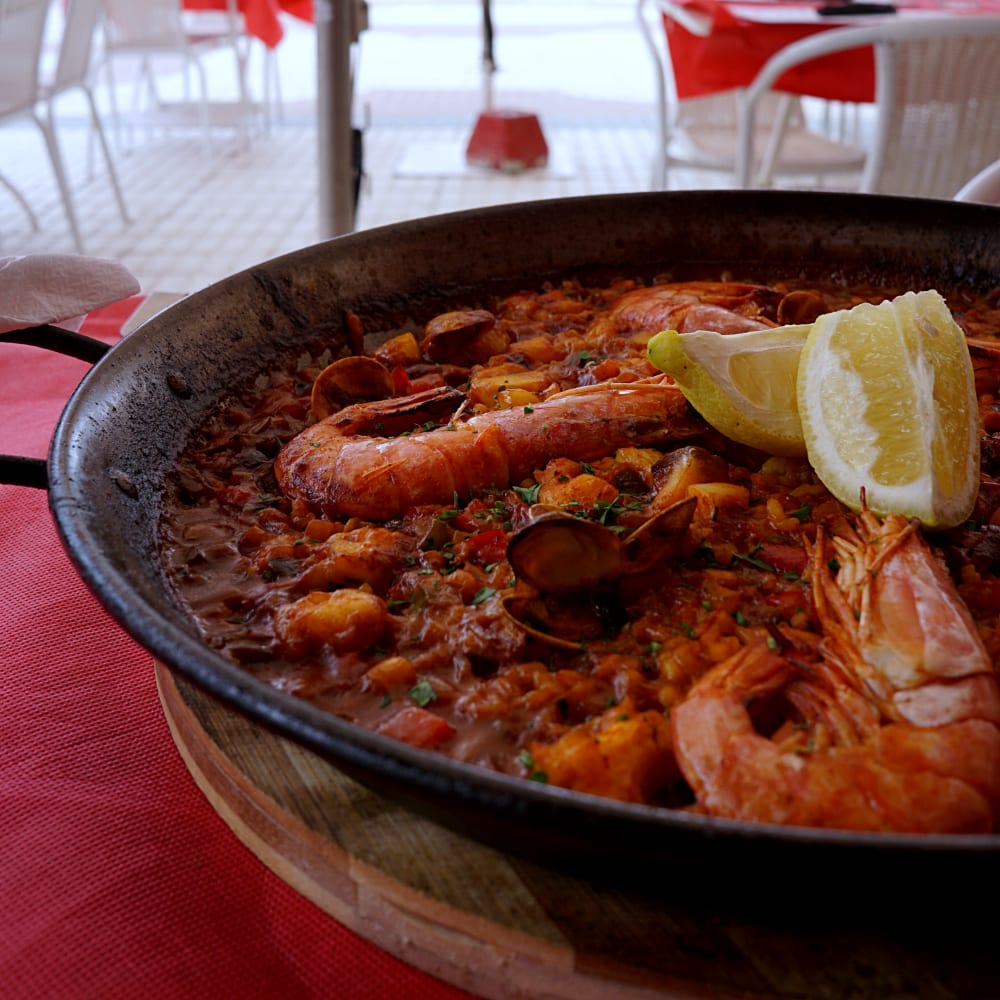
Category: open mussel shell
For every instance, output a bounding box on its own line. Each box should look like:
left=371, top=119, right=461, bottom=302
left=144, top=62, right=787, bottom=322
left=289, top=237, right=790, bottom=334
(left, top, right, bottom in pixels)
left=500, top=594, right=591, bottom=651
left=776, top=289, right=827, bottom=325
left=311, top=355, right=396, bottom=418
left=507, top=511, right=623, bottom=594
left=622, top=496, right=697, bottom=572
left=507, top=496, right=698, bottom=594
left=421, top=309, right=511, bottom=365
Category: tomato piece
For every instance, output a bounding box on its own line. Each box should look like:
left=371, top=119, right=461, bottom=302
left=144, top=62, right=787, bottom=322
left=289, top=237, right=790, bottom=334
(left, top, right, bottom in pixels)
left=222, top=484, right=257, bottom=506
left=452, top=511, right=479, bottom=532
left=377, top=706, right=456, bottom=749
left=465, top=528, right=508, bottom=565
left=390, top=366, right=411, bottom=396
left=757, top=541, right=808, bottom=576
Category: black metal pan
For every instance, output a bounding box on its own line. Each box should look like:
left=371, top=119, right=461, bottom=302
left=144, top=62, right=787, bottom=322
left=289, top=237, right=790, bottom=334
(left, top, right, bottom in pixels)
left=12, top=191, right=1000, bottom=906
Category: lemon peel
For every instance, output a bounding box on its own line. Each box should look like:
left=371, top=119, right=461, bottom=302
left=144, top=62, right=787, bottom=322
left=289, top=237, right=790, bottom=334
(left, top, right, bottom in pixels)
left=647, top=324, right=811, bottom=457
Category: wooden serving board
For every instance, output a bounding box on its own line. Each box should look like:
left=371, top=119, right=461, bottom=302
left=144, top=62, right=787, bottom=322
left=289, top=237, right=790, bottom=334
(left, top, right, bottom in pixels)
left=156, top=665, right=998, bottom=1000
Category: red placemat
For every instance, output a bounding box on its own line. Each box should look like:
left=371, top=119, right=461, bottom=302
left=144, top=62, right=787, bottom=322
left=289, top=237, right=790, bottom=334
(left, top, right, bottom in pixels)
left=0, top=303, right=475, bottom=999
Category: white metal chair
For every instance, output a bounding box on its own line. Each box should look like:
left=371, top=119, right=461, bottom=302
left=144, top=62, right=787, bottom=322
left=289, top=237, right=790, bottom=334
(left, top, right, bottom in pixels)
left=955, top=159, right=1000, bottom=205
left=636, top=0, right=867, bottom=190
left=0, top=0, right=129, bottom=253
left=0, top=172, right=40, bottom=234
left=737, top=16, right=1000, bottom=199
left=179, top=1, right=283, bottom=129
left=98, top=0, right=263, bottom=150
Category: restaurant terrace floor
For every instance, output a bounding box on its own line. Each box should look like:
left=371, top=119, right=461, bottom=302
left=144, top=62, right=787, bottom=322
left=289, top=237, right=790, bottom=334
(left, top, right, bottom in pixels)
left=0, top=1, right=858, bottom=298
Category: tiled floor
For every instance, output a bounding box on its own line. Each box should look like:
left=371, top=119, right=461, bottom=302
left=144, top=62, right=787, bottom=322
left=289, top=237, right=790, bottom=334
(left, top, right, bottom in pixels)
left=1, top=3, right=690, bottom=297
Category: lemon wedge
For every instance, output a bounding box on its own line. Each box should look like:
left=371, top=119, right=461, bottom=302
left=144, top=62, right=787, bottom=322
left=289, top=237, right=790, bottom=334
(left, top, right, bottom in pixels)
left=647, top=324, right=811, bottom=457
left=797, top=290, right=979, bottom=529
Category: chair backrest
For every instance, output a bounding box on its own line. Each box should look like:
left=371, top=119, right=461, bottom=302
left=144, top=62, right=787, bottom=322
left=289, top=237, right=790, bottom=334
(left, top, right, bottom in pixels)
left=955, top=159, right=1000, bottom=204
left=0, top=0, right=48, bottom=116
left=737, top=16, right=1000, bottom=198
left=638, top=0, right=817, bottom=189
left=101, top=0, right=189, bottom=49
left=51, top=0, right=103, bottom=92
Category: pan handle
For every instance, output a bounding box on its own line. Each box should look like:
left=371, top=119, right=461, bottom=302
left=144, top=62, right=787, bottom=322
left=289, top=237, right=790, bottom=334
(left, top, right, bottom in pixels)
left=0, top=323, right=112, bottom=363
left=0, top=324, right=112, bottom=489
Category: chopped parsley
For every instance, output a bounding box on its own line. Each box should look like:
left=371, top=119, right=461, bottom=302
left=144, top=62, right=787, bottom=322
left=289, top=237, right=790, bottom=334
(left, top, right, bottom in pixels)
left=517, top=750, right=549, bottom=783
left=408, top=678, right=437, bottom=707
left=733, top=545, right=776, bottom=573
left=512, top=482, right=541, bottom=504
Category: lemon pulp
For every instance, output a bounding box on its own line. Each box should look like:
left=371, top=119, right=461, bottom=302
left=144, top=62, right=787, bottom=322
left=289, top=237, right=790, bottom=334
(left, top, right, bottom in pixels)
left=797, top=289, right=978, bottom=528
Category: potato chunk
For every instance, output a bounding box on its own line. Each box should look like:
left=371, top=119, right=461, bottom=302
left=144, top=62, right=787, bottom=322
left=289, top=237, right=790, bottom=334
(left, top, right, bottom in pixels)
left=528, top=708, right=678, bottom=803
left=275, top=589, right=389, bottom=658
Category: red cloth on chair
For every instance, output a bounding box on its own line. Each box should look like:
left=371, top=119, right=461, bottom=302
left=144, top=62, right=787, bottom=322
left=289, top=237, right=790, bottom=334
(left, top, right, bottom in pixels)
left=183, top=0, right=297, bottom=48
left=664, top=2, right=876, bottom=102
left=0, top=300, right=474, bottom=1000
left=279, top=0, right=314, bottom=22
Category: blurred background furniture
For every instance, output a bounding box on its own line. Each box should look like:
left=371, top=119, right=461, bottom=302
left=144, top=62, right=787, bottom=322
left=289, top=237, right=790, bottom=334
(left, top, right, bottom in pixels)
left=98, top=0, right=265, bottom=151
left=737, top=16, right=1000, bottom=199
left=636, top=0, right=867, bottom=189
left=955, top=158, right=1000, bottom=205
left=182, top=0, right=300, bottom=126
left=0, top=0, right=129, bottom=254
left=0, top=171, right=40, bottom=238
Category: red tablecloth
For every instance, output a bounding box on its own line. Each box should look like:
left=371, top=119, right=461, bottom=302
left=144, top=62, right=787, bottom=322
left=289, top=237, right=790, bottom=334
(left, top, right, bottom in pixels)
left=665, top=1, right=875, bottom=102
left=664, top=0, right=1000, bottom=104
left=184, top=0, right=314, bottom=49
left=0, top=297, right=474, bottom=1000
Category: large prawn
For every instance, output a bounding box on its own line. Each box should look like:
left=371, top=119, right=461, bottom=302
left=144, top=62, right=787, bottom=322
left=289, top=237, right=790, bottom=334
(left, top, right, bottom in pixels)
left=275, top=377, right=700, bottom=520
left=609, top=280, right=827, bottom=334
left=671, top=507, right=1000, bottom=833
left=276, top=280, right=813, bottom=521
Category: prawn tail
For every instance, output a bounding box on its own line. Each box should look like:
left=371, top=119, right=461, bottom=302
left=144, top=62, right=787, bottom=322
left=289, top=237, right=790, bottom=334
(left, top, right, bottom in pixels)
left=671, top=642, right=796, bottom=812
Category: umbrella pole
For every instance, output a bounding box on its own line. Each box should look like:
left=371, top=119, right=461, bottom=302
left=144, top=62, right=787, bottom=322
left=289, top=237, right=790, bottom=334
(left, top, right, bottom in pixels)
left=481, top=0, right=495, bottom=111
left=316, top=0, right=355, bottom=238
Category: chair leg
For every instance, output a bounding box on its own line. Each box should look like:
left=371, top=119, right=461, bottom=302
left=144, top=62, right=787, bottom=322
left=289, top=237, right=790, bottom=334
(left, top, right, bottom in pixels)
left=189, top=55, right=215, bottom=157
left=0, top=173, right=40, bottom=232
left=266, top=46, right=283, bottom=127
left=756, top=94, right=796, bottom=187
left=83, top=88, right=131, bottom=226
left=650, top=110, right=669, bottom=191
left=33, top=111, right=85, bottom=254
left=100, top=54, right=128, bottom=153
left=230, top=39, right=254, bottom=149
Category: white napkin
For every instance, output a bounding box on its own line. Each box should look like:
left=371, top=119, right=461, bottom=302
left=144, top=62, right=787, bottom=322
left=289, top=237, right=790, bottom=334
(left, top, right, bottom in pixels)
left=0, top=254, right=140, bottom=334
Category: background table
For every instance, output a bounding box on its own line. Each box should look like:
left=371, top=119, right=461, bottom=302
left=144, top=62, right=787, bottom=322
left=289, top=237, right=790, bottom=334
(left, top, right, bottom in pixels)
left=665, top=0, right=1000, bottom=103
left=0, top=298, right=473, bottom=1000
